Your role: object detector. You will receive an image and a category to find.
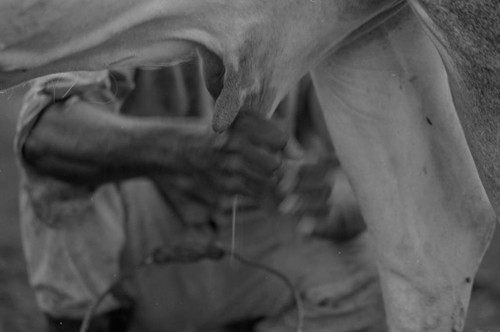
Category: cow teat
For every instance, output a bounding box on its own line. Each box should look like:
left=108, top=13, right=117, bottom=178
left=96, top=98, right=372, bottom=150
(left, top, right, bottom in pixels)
left=211, top=65, right=272, bottom=133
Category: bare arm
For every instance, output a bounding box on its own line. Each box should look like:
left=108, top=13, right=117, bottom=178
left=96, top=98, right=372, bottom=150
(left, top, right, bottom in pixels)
left=23, top=99, right=209, bottom=185
left=23, top=98, right=287, bottom=196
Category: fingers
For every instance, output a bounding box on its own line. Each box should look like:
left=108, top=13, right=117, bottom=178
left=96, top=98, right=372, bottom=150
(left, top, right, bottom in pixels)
left=211, top=195, right=270, bottom=226
left=216, top=195, right=260, bottom=213
left=229, top=113, right=288, bottom=152
left=207, top=113, right=288, bottom=196
left=222, top=156, right=277, bottom=190
left=283, top=137, right=305, bottom=160
left=211, top=173, right=255, bottom=196
left=189, top=112, right=298, bottom=198
left=208, top=166, right=277, bottom=197
left=280, top=157, right=336, bottom=218
left=224, top=142, right=283, bottom=178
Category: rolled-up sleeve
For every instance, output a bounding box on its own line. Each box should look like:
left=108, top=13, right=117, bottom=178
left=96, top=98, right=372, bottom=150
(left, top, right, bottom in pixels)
left=15, top=70, right=135, bottom=317
left=15, top=70, right=135, bottom=164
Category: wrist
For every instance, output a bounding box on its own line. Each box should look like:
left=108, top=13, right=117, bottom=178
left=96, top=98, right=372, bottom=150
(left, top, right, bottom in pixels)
left=141, top=119, right=214, bottom=175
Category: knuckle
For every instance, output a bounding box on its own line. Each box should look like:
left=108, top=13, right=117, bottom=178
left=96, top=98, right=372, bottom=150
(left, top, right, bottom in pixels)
left=222, top=155, right=243, bottom=172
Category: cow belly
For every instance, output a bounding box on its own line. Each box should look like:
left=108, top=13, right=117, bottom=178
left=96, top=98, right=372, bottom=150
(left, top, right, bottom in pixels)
left=311, top=7, right=495, bottom=331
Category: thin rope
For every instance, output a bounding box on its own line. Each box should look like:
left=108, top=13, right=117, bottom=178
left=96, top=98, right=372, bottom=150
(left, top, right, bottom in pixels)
left=79, top=258, right=152, bottom=332
left=79, top=243, right=305, bottom=332
left=231, top=252, right=305, bottom=332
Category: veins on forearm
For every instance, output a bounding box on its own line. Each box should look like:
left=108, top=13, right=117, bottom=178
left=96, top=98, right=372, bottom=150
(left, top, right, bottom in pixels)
left=23, top=101, right=211, bottom=185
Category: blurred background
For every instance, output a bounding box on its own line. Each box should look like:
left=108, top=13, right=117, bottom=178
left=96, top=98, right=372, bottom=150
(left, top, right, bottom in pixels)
left=0, top=86, right=499, bottom=331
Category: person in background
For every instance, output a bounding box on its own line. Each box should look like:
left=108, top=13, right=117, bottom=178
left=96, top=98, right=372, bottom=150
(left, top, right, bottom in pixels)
left=15, top=59, right=379, bottom=332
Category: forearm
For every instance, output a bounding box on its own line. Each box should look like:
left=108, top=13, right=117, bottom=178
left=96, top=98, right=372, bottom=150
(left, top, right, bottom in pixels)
left=23, top=99, right=210, bottom=185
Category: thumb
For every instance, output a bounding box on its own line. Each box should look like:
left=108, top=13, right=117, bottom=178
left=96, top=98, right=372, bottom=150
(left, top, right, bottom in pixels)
left=283, top=137, right=305, bottom=160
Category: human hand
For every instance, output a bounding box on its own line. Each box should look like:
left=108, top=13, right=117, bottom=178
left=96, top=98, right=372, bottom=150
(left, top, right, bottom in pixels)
left=294, top=168, right=367, bottom=242
left=280, top=156, right=337, bottom=218
left=152, top=173, right=215, bottom=226
left=183, top=112, right=290, bottom=198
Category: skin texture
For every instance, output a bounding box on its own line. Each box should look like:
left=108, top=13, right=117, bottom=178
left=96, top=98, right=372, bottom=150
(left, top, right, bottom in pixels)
left=24, top=93, right=287, bottom=198
left=0, top=0, right=498, bottom=330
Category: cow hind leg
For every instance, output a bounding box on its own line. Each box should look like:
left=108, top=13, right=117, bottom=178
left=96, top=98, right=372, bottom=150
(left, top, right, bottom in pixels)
left=311, top=7, right=495, bottom=331
left=408, top=0, right=500, bottom=218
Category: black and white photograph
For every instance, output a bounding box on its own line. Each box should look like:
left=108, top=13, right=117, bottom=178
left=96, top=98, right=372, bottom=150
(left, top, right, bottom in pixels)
left=0, top=1, right=498, bottom=331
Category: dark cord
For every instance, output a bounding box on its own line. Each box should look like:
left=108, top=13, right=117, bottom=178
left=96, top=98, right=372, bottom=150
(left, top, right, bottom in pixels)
left=230, top=250, right=304, bottom=332
left=79, top=242, right=304, bottom=332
